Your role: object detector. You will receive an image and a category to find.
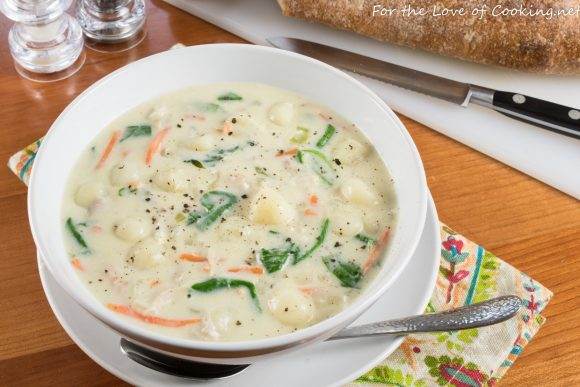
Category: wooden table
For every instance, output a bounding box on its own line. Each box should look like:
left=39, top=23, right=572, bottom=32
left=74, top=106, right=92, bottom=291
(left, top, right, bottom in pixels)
left=0, top=1, right=578, bottom=385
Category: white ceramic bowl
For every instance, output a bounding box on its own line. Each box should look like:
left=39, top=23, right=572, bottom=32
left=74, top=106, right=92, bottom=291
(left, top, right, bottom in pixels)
left=29, top=44, right=427, bottom=364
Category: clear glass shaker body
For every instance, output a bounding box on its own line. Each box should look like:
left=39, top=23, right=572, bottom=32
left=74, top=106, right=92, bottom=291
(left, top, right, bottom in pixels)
left=76, top=0, right=146, bottom=52
left=0, top=0, right=84, bottom=80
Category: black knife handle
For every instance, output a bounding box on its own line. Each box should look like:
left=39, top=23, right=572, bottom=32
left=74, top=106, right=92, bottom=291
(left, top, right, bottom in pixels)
left=492, top=91, right=580, bottom=139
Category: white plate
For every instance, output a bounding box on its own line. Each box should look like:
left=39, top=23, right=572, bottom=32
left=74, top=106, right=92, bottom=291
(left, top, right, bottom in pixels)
left=37, top=194, right=439, bottom=387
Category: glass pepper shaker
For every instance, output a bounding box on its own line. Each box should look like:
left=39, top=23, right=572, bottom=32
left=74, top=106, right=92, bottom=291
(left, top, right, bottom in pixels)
left=0, top=0, right=85, bottom=82
left=76, top=0, right=146, bottom=53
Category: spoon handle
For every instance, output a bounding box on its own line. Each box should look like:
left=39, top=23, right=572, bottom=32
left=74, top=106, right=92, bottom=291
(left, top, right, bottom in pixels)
left=329, top=295, right=521, bottom=340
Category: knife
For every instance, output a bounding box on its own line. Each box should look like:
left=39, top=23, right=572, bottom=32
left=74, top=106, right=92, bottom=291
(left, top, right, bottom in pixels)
left=267, top=37, right=580, bottom=139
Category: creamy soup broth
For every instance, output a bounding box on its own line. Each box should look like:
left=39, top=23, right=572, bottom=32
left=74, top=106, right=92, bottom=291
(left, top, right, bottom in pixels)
left=62, top=83, right=397, bottom=341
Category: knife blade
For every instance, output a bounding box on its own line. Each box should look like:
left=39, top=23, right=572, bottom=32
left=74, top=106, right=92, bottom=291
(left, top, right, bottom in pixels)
left=267, top=37, right=580, bottom=139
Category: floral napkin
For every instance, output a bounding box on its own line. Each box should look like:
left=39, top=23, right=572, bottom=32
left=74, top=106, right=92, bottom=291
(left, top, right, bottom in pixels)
left=9, top=139, right=552, bottom=386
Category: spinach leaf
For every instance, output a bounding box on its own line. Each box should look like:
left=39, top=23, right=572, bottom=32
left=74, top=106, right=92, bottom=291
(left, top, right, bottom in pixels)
left=186, top=212, right=202, bottom=225
left=190, top=278, right=261, bottom=311
left=184, top=141, right=253, bottom=167
left=66, top=217, right=90, bottom=252
left=294, top=218, right=329, bottom=264
left=120, top=125, right=151, bottom=142
left=315, top=124, right=336, bottom=148
left=217, top=92, right=242, bottom=101
left=187, top=191, right=238, bottom=230
left=260, top=243, right=300, bottom=273
left=323, top=256, right=363, bottom=288
left=355, top=233, right=377, bottom=246
left=296, top=149, right=337, bottom=185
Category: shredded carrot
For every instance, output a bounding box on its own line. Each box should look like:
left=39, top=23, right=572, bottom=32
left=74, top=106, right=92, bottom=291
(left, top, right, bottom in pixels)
left=107, top=304, right=200, bottom=327
left=145, top=128, right=170, bottom=166
left=362, top=228, right=390, bottom=274
left=179, top=253, right=207, bottom=262
left=309, top=194, right=318, bottom=206
left=304, top=208, right=318, bottom=216
left=299, top=287, right=315, bottom=296
left=276, top=147, right=297, bottom=157
left=71, top=258, right=83, bottom=271
left=96, top=130, right=121, bottom=169
left=228, top=266, right=264, bottom=275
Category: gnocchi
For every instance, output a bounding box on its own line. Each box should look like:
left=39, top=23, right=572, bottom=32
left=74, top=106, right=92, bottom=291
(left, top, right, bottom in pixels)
left=249, top=187, right=296, bottom=226
left=74, top=181, right=106, bottom=208
left=269, top=102, right=294, bottom=126
left=333, top=137, right=368, bottom=165
left=268, top=285, right=315, bottom=327
left=114, top=217, right=152, bottom=242
left=339, top=178, right=377, bottom=206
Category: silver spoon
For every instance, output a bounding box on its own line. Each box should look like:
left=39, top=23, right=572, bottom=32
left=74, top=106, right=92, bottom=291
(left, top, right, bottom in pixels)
left=120, top=295, right=521, bottom=379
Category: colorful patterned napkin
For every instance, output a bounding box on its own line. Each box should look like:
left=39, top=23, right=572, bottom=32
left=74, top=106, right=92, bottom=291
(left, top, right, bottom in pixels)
left=9, top=140, right=552, bottom=386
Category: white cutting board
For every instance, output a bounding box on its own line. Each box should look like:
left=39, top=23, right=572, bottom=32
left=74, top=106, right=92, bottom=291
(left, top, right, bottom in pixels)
left=164, top=0, right=580, bottom=199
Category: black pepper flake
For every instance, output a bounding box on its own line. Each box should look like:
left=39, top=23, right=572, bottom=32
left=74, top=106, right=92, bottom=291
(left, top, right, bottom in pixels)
left=284, top=307, right=289, bottom=312
left=228, top=131, right=233, bottom=136
left=220, top=217, right=226, bottom=223
left=236, top=320, right=242, bottom=326
left=334, top=158, right=342, bottom=166
left=334, top=241, right=341, bottom=247
left=187, top=294, right=191, bottom=298
left=145, top=197, right=151, bottom=202
left=183, top=203, right=190, bottom=208
left=231, top=117, right=237, bottom=124
left=171, top=245, right=176, bottom=250
left=241, top=194, right=248, bottom=199
left=285, top=237, right=291, bottom=242
left=177, top=124, right=182, bottom=128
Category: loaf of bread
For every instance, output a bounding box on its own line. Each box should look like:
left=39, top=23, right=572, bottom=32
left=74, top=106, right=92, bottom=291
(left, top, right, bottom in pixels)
left=276, top=0, right=580, bottom=74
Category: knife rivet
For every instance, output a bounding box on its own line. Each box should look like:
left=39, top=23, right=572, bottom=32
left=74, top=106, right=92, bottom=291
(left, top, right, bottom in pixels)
left=569, top=110, right=580, bottom=120
left=512, top=94, right=526, bottom=104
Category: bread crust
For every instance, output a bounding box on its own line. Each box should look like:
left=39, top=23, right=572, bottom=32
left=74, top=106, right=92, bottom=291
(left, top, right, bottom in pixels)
left=277, top=0, right=580, bottom=74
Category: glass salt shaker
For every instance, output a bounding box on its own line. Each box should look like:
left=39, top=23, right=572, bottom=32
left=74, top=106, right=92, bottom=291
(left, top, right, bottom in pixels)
left=76, top=0, right=146, bottom=53
left=0, top=0, right=85, bottom=82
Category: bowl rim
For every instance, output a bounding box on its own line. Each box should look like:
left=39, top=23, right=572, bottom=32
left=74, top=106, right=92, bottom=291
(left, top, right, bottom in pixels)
left=28, top=43, right=428, bottom=354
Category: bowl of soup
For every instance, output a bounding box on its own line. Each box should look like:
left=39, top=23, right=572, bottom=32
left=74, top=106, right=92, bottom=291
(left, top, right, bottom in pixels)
left=29, top=44, right=428, bottom=363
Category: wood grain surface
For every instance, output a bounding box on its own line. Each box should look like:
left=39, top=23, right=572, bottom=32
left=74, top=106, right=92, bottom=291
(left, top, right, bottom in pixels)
left=0, top=1, right=578, bottom=386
